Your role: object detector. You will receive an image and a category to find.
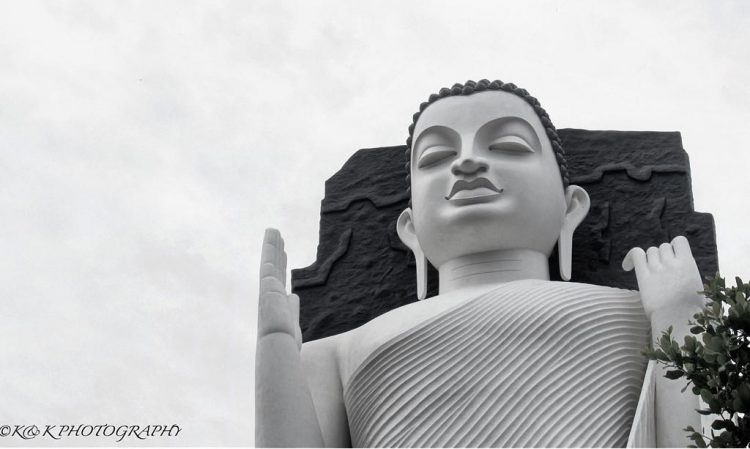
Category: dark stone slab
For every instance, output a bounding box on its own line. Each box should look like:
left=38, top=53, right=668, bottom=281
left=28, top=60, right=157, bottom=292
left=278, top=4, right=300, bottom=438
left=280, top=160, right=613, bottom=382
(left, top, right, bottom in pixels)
left=292, top=129, right=720, bottom=342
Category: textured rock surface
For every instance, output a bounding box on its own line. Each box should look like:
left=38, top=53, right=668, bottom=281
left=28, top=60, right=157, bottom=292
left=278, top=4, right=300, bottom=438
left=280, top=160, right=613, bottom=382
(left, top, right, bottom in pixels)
left=292, top=129, right=719, bottom=342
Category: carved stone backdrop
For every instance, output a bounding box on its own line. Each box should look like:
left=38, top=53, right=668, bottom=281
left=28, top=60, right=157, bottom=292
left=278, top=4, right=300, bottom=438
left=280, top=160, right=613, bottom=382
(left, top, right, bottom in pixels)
left=291, top=129, right=719, bottom=342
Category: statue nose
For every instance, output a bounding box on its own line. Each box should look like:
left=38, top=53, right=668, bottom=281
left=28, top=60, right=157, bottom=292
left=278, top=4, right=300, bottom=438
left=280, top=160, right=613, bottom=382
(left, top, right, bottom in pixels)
left=451, top=157, right=488, bottom=176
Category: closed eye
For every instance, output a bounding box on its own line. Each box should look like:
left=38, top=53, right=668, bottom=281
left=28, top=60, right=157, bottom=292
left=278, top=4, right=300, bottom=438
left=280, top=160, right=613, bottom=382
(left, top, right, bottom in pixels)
left=418, top=145, right=457, bottom=168
left=488, top=135, right=534, bottom=153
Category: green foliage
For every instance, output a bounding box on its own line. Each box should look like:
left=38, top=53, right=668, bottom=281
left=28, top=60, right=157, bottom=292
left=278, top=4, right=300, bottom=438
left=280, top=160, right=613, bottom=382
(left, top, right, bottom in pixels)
left=644, top=275, right=750, bottom=447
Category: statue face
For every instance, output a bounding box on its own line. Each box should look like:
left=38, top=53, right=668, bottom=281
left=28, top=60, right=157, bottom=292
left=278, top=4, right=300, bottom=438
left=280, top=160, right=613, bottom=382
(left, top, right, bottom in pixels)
left=409, top=90, right=567, bottom=267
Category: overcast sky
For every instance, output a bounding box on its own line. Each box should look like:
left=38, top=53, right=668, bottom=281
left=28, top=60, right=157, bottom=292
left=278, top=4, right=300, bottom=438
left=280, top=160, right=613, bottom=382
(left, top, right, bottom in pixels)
left=1, top=1, right=748, bottom=446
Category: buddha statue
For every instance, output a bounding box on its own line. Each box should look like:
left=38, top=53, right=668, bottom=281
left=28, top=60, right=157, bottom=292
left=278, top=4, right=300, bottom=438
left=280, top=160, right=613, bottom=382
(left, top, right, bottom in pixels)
left=255, top=80, right=707, bottom=447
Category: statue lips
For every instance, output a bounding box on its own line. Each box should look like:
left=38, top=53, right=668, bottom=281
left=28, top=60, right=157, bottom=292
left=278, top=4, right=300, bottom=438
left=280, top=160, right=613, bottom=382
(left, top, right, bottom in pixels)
left=445, top=177, right=504, bottom=204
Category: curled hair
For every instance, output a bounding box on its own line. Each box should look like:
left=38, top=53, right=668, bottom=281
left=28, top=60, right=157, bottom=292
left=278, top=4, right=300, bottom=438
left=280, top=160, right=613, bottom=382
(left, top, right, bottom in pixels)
left=405, top=79, right=569, bottom=203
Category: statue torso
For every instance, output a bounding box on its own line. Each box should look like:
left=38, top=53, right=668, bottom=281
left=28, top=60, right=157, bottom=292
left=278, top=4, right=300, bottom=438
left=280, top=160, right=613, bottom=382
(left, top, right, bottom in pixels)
left=338, top=279, right=650, bottom=447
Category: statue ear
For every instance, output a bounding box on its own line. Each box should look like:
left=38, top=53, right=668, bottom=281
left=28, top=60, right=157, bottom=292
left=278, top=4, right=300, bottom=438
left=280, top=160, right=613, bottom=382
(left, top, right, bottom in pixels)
left=558, top=185, right=591, bottom=281
left=397, top=208, right=427, bottom=300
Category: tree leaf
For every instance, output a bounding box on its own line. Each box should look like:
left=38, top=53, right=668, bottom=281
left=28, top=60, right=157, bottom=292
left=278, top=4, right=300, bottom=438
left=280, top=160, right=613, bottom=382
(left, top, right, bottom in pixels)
left=665, top=370, right=684, bottom=380
left=712, top=420, right=728, bottom=430
left=689, top=431, right=708, bottom=448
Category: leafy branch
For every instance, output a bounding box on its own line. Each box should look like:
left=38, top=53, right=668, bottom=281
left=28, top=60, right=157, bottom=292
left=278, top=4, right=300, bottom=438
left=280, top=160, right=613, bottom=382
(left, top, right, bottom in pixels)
left=644, top=275, right=750, bottom=448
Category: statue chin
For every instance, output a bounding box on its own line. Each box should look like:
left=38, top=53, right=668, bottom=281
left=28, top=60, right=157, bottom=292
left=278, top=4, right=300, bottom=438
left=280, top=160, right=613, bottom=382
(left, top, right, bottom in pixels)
left=420, top=232, right=558, bottom=270
left=413, top=211, right=564, bottom=270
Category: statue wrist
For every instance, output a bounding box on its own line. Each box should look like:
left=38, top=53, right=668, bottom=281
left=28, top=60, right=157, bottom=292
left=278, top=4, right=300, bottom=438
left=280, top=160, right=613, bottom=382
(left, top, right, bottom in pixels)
left=649, top=296, right=704, bottom=339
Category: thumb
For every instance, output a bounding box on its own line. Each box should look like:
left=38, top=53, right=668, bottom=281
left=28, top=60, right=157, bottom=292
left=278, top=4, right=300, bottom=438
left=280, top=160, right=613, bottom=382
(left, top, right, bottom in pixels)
left=288, top=294, right=302, bottom=349
left=288, top=294, right=300, bottom=325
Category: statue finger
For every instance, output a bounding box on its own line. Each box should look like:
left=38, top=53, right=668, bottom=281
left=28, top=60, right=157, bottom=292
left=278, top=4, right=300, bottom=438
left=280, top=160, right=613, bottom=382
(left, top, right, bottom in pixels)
left=259, top=262, right=282, bottom=280
left=265, top=227, right=281, bottom=248
left=671, top=235, right=694, bottom=258
left=623, top=247, right=648, bottom=277
left=289, top=294, right=302, bottom=349
left=280, top=249, right=288, bottom=287
left=658, top=242, right=675, bottom=263
left=646, top=246, right=661, bottom=268
left=272, top=233, right=287, bottom=288
left=288, top=293, right=300, bottom=326
left=260, top=276, right=286, bottom=298
left=274, top=234, right=284, bottom=271
left=260, top=228, right=282, bottom=269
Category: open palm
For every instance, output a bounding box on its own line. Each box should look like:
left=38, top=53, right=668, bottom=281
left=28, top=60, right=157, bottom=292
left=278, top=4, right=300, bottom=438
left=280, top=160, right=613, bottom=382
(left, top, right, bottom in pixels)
left=258, top=228, right=302, bottom=349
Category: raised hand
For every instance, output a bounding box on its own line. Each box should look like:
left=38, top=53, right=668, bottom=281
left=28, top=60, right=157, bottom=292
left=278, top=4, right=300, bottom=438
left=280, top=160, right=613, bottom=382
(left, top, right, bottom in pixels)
left=255, top=229, right=325, bottom=447
left=258, top=228, right=302, bottom=349
left=622, top=235, right=706, bottom=318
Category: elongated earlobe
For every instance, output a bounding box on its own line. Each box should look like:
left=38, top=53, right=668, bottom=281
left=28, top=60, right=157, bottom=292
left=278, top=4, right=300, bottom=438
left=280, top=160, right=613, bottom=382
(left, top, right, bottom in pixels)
left=558, top=230, right=573, bottom=281
left=397, top=208, right=428, bottom=300
left=414, top=247, right=428, bottom=300
left=558, top=185, right=591, bottom=281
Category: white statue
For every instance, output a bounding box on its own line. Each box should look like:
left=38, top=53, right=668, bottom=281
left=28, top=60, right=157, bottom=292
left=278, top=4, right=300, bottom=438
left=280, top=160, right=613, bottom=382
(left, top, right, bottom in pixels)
left=255, top=80, right=707, bottom=447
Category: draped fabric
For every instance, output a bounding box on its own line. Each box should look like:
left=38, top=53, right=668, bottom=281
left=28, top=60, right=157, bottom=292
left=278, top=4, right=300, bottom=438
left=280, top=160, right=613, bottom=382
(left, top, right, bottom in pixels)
left=627, top=360, right=657, bottom=447
left=344, top=280, right=651, bottom=447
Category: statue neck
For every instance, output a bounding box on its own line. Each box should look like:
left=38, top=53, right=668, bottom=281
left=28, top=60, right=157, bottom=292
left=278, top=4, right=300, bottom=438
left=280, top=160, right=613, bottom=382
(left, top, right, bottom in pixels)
left=438, top=249, right=550, bottom=295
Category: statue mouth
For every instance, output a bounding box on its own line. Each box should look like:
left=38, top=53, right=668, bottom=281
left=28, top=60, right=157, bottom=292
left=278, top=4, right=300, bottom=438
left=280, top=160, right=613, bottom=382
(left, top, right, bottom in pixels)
left=445, top=178, right=503, bottom=201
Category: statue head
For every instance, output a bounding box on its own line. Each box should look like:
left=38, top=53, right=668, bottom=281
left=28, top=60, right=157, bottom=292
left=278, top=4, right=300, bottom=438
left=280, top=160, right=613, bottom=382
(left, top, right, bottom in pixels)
left=396, top=80, right=591, bottom=298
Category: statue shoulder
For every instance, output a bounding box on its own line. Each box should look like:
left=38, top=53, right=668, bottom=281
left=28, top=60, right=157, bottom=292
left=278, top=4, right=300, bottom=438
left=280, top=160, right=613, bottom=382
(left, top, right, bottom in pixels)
left=300, top=329, right=356, bottom=392
left=528, top=280, right=643, bottom=309
left=337, top=297, right=462, bottom=387
left=557, top=280, right=640, bottom=297
left=301, top=328, right=352, bottom=365
left=300, top=300, right=438, bottom=387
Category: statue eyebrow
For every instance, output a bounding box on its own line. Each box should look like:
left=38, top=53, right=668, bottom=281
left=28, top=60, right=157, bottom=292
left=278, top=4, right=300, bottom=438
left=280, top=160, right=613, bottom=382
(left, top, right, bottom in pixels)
left=413, top=125, right=460, bottom=157
left=477, top=117, right=541, bottom=151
